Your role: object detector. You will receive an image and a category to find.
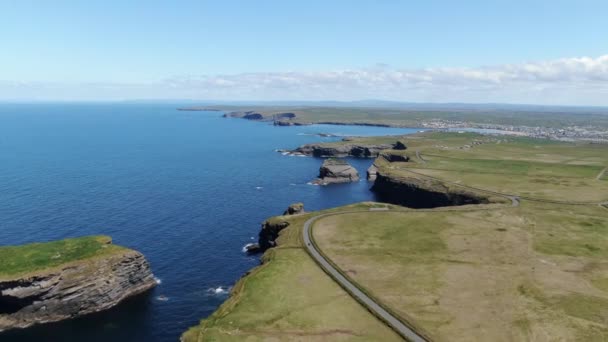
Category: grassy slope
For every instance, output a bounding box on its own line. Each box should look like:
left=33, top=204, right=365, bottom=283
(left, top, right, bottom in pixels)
left=0, top=236, right=127, bottom=279
left=311, top=133, right=608, bottom=341
left=182, top=205, right=402, bottom=342
left=184, top=132, right=607, bottom=341
left=376, top=132, right=608, bottom=202
left=207, top=105, right=608, bottom=129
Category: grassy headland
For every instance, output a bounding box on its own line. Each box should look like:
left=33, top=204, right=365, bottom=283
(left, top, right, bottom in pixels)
left=185, top=131, right=607, bottom=341
left=308, top=132, right=608, bottom=341
left=185, top=104, right=608, bottom=133
left=182, top=204, right=403, bottom=341
left=0, top=235, right=127, bottom=279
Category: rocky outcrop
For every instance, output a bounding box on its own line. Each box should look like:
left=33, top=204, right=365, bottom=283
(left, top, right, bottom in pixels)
left=371, top=172, right=489, bottom=208
left=283, top=203, right=305, bottom=215
left=273, top=113, right=296, bottom=120
left=312, top=159, right=360, bottom=185
left=223, top=111, right=264, bottom=120
left=223, top=111, right=299, bottom=124
left=291, top=141, right=404, bottom=158
left=0, top=245, right=156, bottom=332
left=247, top=202, right=307, bottom=254
left=367, top=164, right=379, bottom=181
left=257, top=219, right=290, bottom=251
left=394, top=141, right=407, bottom=150
left=381, top=152, right=410, bottom=162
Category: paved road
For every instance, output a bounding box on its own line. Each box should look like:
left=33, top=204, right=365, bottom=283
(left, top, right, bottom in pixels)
left=597, top=167, right=607, bottom=181
left=303, top=212, right=429, bottom=342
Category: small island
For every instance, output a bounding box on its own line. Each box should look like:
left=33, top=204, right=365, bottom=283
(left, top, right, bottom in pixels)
left=312, top=159, right=360, bottom=185
left=0, top=236, right=156, bottom=332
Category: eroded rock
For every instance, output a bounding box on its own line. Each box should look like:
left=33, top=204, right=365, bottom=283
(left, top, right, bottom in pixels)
left=313, top=159, right=360, bottom=185
left=0, top=245, right=156, bottom=332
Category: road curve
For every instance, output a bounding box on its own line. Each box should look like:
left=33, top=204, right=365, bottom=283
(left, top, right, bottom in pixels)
left=303, top=212, right=429, bottom=342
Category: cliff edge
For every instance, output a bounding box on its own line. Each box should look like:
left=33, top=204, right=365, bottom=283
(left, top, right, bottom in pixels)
left=0, top=236, right=156, bottom=332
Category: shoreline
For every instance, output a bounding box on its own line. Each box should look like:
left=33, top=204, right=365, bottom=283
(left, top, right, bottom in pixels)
left=177, top=107, right=608, bottom=143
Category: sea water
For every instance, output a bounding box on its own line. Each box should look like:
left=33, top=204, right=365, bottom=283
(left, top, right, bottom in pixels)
left=0, top=103, right=419, bottom=341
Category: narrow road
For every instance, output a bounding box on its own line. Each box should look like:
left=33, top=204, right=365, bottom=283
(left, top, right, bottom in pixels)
left=415, top=150, right=426, bottom=164
left=597, top=167, right=607, bottom=181
left=303, top=212, right=429, bottom=342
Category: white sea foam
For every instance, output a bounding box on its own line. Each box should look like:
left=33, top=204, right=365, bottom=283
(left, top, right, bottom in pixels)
left=255, top=186, right=263, bottom=190
left=207, top=286, right=231, bottom=296
left=156, top=295, right=169, bottom=301
left=242, top=243, right=256, bottom=253
left=154, top=277, right=162, bottom=285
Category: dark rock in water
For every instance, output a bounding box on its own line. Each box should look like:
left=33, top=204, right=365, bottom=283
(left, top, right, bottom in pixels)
left=283, top=203, right=305, bottom=215
left=313, top=159, right=360, bottom=185
left=371, top=172, right=488, bottom=208
left=245, top=243, right=262, bottom=253
left=0, top=242, right=156, bottom=332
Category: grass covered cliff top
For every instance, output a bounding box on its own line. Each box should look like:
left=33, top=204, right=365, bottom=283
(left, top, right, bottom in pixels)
left=184, top=131, right=607, bottom=341
left=191, top=104, right=608, bottom=130
left=0, top=235, right=128, bottom=280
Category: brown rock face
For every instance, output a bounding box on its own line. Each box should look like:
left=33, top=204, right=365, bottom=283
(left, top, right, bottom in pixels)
left=371, top=172, right=489, bottom=208
left=292, top=142, right=399, bottom=158
left=313, top=159, right=360, bottom=185
left=0, top=250, right=156, bottom=332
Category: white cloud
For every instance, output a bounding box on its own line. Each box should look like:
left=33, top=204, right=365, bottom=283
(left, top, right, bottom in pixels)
left=2, top=55, right=608, bottom=105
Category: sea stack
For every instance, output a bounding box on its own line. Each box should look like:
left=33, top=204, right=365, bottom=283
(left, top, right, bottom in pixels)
left=0, top=236, right=157, bottom=332
left=312, top=159, right=360, bottom=185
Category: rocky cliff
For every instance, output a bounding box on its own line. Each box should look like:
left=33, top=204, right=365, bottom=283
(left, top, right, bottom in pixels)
left=223, top=111, right=265, bottom=120
left=371, top=172, right=489, bottom=208
left=312, top=159, right=360, bottom=185
left=0, top=238, right=156, bottom=332
left=291, top=141, right=404, bottom=158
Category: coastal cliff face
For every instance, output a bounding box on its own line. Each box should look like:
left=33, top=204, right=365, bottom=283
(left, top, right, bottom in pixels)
left=313, top=159, right=360, bottom=185
left=0, top=246, right=156, bottom=332
left=371, top=172, right=489, bottom=208
left=223, top=111, right=265, bottom=120
left=292, top=142, right=400, bottom=158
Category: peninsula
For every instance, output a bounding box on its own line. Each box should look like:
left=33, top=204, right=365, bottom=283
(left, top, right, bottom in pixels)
left=180, top=104, right=608, bottom=143
left=183, top=131, right=608, bottom=341
left=0, top=236, right=156, bottom=332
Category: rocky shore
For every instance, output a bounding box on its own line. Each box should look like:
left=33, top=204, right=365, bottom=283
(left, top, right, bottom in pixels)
left=0, top=236, right=156, bottom=332
left=286, top=140, right=406, bottom=158
left=245, top=203, right=306, bottom=253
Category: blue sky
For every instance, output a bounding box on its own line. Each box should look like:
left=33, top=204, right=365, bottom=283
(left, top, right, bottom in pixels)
left=1, top=0, right=607, bottom=104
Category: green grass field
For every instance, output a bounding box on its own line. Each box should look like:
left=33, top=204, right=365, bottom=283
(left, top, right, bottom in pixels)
left=185, top=132, right=607, bottom=341
left=182, top=205, right=403, bottom=342
left=0, top=235, right=127, bottom=279
left=205, top=105, right=608, bottom=130
left=313, top=203, right=608, bottom=341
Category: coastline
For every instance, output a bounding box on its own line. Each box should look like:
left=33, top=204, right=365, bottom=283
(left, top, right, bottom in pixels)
left=180, top=119, right=608, bottom=340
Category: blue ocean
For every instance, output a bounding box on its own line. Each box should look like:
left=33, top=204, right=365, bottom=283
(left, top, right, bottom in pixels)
left=0, top=103, right=419, bottom=341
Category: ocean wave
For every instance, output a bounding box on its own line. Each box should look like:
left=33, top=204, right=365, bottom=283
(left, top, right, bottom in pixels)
left=207, top=286, right=231, bottom=296
left=154, top=277, right=162, bottom=285
left=242, top=243, right=257, bottom=253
